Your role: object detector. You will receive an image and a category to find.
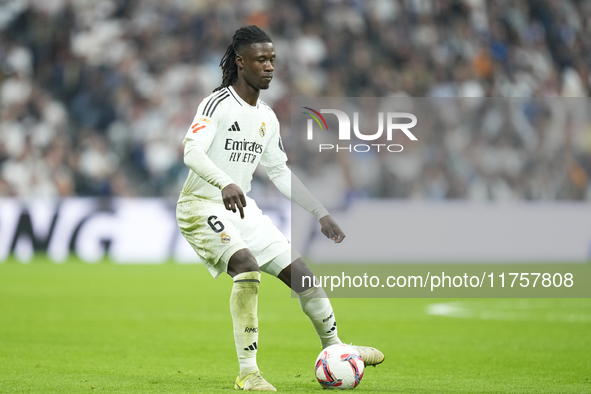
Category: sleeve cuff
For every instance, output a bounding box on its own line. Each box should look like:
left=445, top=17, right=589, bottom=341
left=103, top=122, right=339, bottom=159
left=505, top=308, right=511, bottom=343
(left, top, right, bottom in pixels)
left=218, top=178, right=234, bottom=190
left=313, top=206, right=330, bottom=221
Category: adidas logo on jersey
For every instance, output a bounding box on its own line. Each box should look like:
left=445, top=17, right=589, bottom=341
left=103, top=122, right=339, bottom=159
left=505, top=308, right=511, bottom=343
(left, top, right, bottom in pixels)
left=228, top=121, right=241, bottom=131
left=244, top=341, right=258, bottom=351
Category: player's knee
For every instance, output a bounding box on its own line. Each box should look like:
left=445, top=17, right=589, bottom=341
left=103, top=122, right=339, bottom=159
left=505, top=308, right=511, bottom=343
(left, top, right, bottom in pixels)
left=279, top=257, right=314, bottom=292
left=227, top=248, right=259, bottom=277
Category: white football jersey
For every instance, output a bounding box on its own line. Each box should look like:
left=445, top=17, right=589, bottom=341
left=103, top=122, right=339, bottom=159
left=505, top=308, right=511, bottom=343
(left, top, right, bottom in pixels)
left=179, top=85, right=287, bottom=202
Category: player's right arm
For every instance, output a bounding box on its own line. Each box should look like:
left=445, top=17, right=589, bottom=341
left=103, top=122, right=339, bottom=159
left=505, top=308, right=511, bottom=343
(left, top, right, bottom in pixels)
left=182, top=96, right=247, bottom=218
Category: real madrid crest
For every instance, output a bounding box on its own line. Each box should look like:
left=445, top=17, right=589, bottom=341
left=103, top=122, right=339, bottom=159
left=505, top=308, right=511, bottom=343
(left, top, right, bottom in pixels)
left=259, top=122, right=266, bottom=137
left=220, top=232, right=231, bottom=244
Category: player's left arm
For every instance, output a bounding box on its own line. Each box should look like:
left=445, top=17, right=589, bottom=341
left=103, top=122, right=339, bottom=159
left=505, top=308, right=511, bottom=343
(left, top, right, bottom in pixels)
left=318, top=215, right=345, bottom=244
left=264, top=162, right=345, bottom=243
left=260, top=115, right=345, bottom=243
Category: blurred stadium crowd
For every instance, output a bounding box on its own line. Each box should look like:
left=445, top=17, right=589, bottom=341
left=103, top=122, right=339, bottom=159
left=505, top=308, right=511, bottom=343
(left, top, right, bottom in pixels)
left=0, top=0, right=590, bottom=200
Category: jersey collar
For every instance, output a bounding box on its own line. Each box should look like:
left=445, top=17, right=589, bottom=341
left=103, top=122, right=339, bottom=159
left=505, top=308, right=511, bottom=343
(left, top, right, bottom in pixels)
left=229, top=85, right=259, bottom=109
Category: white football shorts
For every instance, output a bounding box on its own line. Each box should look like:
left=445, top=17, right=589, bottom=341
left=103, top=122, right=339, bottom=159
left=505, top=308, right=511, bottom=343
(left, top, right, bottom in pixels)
left=176, top=196, right=298, bottom=278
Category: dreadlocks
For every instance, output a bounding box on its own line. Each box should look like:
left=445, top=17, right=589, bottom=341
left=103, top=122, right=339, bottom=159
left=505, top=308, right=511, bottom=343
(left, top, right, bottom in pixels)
left=213, top=25, right=272, bottom=92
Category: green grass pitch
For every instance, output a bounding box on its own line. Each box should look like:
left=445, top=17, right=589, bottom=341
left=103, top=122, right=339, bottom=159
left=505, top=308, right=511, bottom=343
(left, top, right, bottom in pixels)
left=1, top=257, right=590, bottom=393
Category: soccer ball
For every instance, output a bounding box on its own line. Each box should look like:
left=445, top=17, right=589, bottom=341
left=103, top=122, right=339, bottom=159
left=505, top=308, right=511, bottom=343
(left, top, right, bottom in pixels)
left=314, top=344, right=365, bottom=389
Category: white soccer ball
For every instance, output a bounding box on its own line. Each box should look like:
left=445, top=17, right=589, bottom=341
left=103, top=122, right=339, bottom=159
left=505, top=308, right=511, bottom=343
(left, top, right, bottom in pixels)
left=314, top=344, right=365, bottom=389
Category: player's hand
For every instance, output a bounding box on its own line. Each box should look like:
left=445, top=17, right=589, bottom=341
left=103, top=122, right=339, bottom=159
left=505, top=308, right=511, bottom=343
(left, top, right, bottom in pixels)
left=221, top=183, right=247, bottom=219
left=318, top=215, right=345, bottom=243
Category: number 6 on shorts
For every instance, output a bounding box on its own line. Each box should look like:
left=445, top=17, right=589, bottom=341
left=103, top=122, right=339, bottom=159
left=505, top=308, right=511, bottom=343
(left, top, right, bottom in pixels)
left=207, top=215, right=225, bottom=233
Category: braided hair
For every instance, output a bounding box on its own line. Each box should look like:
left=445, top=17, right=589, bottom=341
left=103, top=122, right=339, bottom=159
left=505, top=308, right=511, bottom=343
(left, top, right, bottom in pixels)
left=213, top=25, right=272, bottom=92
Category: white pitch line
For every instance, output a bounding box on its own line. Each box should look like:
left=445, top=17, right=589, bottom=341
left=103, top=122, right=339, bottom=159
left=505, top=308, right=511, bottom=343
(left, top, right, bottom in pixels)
left=427, top=300, right=591, bottom=323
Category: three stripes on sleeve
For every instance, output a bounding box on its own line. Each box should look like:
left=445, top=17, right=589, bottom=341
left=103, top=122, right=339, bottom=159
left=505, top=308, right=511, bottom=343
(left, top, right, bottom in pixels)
left=192, top=88, right=244, bottom=133
left=203, top=89, right=230, bottom=117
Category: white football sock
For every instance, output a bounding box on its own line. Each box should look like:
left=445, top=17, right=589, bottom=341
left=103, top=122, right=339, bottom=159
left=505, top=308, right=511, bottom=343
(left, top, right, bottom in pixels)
left=298, top=286, right=342, bottom=348
left=230, top=271, right=261, bottom=378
